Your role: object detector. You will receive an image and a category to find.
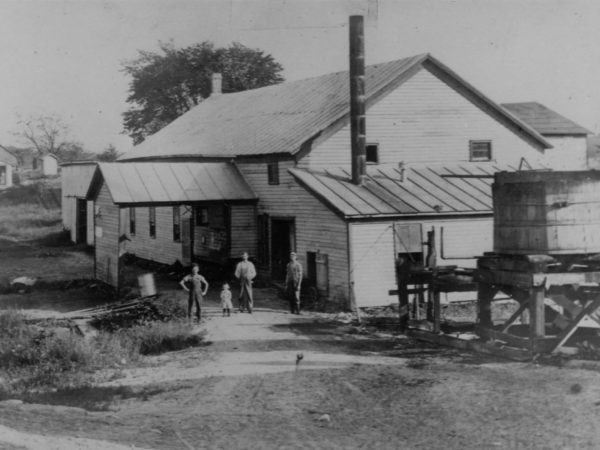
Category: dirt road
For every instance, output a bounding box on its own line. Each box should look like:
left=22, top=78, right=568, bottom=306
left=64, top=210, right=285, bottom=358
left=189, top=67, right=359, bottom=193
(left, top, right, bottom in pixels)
left=1, top=305, right=600, bottom=449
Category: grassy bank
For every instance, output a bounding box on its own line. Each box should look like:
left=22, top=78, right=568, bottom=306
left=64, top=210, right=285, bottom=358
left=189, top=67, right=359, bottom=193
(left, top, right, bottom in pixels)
left=0, top=309, right=205, bottom=397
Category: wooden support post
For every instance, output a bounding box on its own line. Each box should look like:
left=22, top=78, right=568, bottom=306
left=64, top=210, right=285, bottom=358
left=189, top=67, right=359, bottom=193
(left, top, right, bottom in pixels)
left=477, top=282, right=495, bottom=328
left=529, top=285, right=546, bottom=342
left=432, top=289, right=441, bottom=333
left=396, top=256, right=410, bottom=332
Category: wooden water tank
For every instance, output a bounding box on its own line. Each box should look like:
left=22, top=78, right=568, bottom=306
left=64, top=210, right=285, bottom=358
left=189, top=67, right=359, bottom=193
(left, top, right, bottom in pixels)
left=493, top=170, right=600, bottom=255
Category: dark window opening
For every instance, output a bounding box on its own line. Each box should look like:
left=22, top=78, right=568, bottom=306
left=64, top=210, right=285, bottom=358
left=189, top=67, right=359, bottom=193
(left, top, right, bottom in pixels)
left=129, top=207, right=136, bottom=235
left=0, top=166, right=6, bottom=185
left=267, top=162, right=279, bottom=185
left=366, top=143, right=379, bottom=164
left=173, top=206, right=181, bottom=242
left=195, top=207, right=209, bottom=226
left=469, top=140, right=492, bottom=161
left=149, top=207, right=156, bottom=238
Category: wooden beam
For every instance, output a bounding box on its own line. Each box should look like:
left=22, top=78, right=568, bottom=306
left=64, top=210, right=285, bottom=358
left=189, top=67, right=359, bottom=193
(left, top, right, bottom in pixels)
left=477, top=282, right=497, bottom=328
left=534, top=272, right=600, bottom=287
left=529, top=285, right=546, bottom=342
left=500, top=300, right=529, bottom=333
left=553, top=298, right=600, bottom=352
left=477, top=326, right=531, bottom=349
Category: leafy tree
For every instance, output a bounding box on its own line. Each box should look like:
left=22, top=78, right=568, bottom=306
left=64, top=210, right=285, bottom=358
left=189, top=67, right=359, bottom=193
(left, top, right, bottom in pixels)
left=97, top=144, right=121, bottom=162
left=122, top=41, right=284, bottom=144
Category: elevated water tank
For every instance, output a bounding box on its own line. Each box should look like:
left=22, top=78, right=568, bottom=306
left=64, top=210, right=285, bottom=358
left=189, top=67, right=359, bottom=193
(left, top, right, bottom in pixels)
left=493, top=170, right=600, bottom=255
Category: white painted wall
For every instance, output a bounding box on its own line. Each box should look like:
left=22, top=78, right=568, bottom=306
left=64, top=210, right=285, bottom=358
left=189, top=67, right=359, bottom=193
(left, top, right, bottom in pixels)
left=349, top=217, right=493, bottom=308
left=300, top=68, right=547, bottom=171
left=42, top=155, right=58, bottom=176
left=0, top=163, right=13, bottom=189
left=543, top=136, right=588, bottom=170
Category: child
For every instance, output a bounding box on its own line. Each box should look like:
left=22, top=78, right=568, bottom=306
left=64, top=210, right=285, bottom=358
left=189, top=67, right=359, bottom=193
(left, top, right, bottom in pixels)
left=220, top=283, right=233, bottom=317
left=180, top=263, right=208, bottom=324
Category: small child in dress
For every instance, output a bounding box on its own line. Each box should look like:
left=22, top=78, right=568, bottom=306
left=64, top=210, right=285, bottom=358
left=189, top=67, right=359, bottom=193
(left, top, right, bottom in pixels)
left=220, top=283, right=233, bottom=317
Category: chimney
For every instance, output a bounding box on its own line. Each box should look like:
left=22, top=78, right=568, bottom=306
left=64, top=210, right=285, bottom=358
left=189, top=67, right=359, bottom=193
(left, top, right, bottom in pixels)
left=211, top=73, right=222, bottom=96
left=349, top=15, right=366, bottom=185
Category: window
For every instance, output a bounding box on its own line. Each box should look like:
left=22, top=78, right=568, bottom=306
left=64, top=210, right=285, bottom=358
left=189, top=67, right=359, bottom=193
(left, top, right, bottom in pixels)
left=149, top=207, right=156, bottom=238
left=0, top=166, right=6, bottom=185
left=469, top=140, right=492, bottom=161
left=366, top=143, right=379, bottom=164
left=195, top=207, right=209, bottom=226
left=129, top=207, right=136, bottom=235
left=173, top=206, right=181, bottom=242
left=267, top=162, right=279, bottom=185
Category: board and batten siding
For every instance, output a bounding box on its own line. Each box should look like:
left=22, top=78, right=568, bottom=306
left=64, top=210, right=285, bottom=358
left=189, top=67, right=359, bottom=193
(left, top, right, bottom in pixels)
left=299, top=68, right=546, bottom=170
left=94, top=182, right=120, bottom=287
left=238, top=161, right=349, bottom=304
left=349, top=216, right=493, bottom=308
left=125, top=206, right=183, bottom=265
left=230, top=204, right=257, bottom=257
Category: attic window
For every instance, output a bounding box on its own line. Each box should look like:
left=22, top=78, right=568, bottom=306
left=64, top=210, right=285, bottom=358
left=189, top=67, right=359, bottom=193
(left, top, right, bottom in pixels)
left=366, top=143, right=379, bottom=164
left=268, top=162, right=279, bottom=185
left=469, top=141, right=492, bottom=161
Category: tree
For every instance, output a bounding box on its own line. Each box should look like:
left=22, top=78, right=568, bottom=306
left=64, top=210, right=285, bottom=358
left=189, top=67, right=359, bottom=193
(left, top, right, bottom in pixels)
left=12, top=113, right=94, bottom=162
left=97, top=144, right=121, bottom=162
left=122, top=41, right=284, bottom=144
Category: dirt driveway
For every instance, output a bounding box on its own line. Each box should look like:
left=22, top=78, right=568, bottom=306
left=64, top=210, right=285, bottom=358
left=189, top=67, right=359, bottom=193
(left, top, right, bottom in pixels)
left=1, top=301, right=600, bottom=449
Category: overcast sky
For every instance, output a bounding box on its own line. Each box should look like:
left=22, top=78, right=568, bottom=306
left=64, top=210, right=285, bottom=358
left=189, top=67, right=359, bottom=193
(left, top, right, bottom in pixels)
left=1, top=0, right=599, bottom=154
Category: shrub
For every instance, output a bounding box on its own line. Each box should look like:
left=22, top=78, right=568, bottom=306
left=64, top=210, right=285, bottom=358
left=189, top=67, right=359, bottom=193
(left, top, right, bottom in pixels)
left=123, top=321, right=205, bottom=355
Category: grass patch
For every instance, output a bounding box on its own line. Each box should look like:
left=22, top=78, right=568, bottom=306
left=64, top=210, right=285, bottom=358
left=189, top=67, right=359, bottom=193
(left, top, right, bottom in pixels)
left=0, top=309, right=204, bottom=399
left=0, top=204, right=62, bottom=241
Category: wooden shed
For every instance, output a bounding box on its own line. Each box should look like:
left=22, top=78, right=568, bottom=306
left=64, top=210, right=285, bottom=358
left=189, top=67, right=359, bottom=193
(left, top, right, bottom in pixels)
left=86, top=162, right=257, bottom=289
left=61, top=161, right=97, bottom=245
left=0, top=146, right=18, bottom=189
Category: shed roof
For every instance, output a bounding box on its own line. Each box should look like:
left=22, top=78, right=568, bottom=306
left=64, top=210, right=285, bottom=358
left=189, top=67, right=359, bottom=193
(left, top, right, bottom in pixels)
left=0, top=146, right=18, bottom=167
left=290, top=163, right=531, bottom=219
left=87, top=162, right=257, bottom=204
left=120, top=54, right=550, bottom=162
left=501, top=102, right=591, bottom=136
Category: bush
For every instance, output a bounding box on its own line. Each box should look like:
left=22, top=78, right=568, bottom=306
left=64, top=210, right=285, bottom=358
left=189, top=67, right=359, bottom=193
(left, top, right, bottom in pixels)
left=122, top=321, right=205, bottom=355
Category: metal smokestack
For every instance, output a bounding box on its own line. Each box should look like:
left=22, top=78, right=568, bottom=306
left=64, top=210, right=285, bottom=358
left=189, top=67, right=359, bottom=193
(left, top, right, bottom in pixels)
left=349, top=15, right=366, bottom=185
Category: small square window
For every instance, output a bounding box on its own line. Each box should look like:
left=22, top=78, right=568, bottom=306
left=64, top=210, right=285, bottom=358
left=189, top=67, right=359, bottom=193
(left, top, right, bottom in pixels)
left=366, top=143, right=379, bottom=164
left=149, top=207, right=156, bottom=238
left=129, top=207, right=136, bottom=235
left=267, top=162, right=279, bottom=185
left=195, top=207, right=209, bottom=226
left=469, top=141, right=492, bottom=161
left=173, top=207, right=181, bottom=242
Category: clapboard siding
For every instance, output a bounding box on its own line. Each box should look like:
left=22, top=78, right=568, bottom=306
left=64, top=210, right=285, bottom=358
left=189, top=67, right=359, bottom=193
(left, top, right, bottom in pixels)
left=125, top=206, right=183, bottom=265
left=238, top=161, right=349, bottom=304
left=350, top=217, right=493, bottom=307
left=230, top=204, right=257, bottom=257
left=94, top=182, right=120, bottom=287
left=61, top=163, right=96, bottom=235
left=300, top=69, right=546, bottom=170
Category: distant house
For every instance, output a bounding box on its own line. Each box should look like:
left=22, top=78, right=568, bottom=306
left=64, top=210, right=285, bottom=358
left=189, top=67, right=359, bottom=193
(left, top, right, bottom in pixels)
left=502, top=102, right=591, bottom=169
left=587, top=135, right=600, bottom=169
left=38, top=153, right=59, bottom=176
left=72, top=53, right=565, bottom=309
left=0, top=146, right=18, bottom=189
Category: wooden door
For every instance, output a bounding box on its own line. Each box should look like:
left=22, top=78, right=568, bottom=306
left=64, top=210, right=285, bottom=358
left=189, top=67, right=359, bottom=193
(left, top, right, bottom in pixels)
left=181, top=217, right=193, bottom=265
left=76, top=198, right=87, bottom=244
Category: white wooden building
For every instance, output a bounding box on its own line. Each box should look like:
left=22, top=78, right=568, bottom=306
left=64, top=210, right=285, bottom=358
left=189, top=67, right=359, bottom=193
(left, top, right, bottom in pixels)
left=109, top=53, right=568, bottom=306
left=0, top=146, right=17, bottom=189
left=502, top=102, right=591, bottom=170
left=61, top=162, right=97, bottom=245
left=39, top=153, right=59, bottom=176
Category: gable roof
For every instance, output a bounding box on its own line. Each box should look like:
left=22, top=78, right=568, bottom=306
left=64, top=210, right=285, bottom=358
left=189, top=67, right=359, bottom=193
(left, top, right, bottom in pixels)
left=120, top=54, right=550, bottom=162
left=501, top=102, right=591, bottom=136
left=0, top=146, right=18, bottom=166
left=290, top=163, right=536, bottom=219
left=87, top=162, right=257, bottom=205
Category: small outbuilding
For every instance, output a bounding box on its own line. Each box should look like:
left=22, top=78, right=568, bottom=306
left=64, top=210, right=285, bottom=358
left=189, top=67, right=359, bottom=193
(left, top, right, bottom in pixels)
left=38, top=153, right=59, bottom=176
left=61, top=161, right=97, bottom=245
left=86, top=162, right=257, bottom=289
left=0, top=146, right=18, bottom=189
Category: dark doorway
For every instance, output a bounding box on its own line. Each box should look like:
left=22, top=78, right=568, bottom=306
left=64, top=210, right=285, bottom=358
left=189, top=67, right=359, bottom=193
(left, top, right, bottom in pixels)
left=271, top=218, right=295, bottom=280
left=76, top=198, right=87, bottom=244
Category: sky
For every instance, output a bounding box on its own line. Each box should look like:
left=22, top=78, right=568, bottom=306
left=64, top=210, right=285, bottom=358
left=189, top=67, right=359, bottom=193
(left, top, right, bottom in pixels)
left=0, top=0, right=599, bottom=154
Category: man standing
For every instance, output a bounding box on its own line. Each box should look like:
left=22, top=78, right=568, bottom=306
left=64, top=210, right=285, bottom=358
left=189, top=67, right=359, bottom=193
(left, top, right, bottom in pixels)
left=235, top=252, right=256, bottom=313
left=285, top=252, right=303, bottom=315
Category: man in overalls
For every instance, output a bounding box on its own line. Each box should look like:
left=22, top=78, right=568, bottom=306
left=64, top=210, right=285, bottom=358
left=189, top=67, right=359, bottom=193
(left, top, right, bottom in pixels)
left=235, top=252, right=256, bottom=313
left=285, top=252, right=303, bottom=314
left=180, top=263, right=209, bottom=323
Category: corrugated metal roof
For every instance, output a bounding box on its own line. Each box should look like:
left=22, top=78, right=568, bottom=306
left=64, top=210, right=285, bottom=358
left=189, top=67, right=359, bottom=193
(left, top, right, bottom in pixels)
left=502, top=102, right=591, bottom=136
left=120, top=54, right=550, bottom=161
left=290, top=163, right=527, bottom=219
left=89, top=162, right=257, bottom=204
